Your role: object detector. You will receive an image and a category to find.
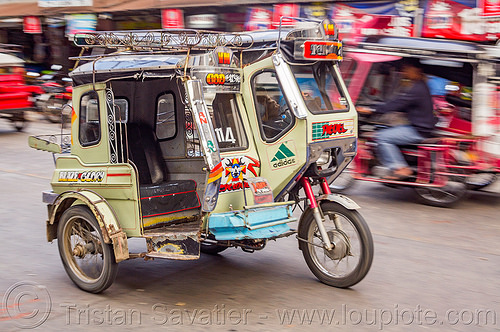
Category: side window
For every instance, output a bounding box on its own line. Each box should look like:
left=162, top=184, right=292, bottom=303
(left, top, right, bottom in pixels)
left=209, top=93, right=248, bottom=150
left=113, top=98, right=129, bottom=123
left=252, top=71, right=294, bottom=142
left=156, top=93, right=176, bottom=140
left=79, top=91, right=100, bottom=147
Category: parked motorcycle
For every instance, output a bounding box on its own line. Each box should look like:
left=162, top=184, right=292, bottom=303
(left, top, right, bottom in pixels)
left=30, top=65, right=72, bottom=123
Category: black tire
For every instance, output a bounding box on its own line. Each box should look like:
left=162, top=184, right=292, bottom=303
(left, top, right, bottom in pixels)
left=298, top=202, right=373, bottom=288
left=200, top=235, right=228, bottom=255
left=10, top=111, right=26, bottom=132
left=57, top=206, right=118, bottom=293
left=414, top=180, right=468, bottom=208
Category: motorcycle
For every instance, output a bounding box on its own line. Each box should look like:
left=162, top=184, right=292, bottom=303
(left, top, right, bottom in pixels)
left=29, top=64, right=73, bottom=123
left=28, top=19, right=374, bottom=293
left=329, top=111, right=471, bottom=207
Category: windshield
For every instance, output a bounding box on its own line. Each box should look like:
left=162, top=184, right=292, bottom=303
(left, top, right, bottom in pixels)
left=290, top=62, right=349, bottom=113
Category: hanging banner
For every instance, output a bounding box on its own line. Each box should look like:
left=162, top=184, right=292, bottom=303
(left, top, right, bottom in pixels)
left=161, top=9, right=184, bottom=29
left=332, top=1, right=418, bottom=42
left=23, top=16, right=42, bottom=34
left=245, top=7, right=272, bottom=31
left=422, top=0, right=500, bottom=42
left=272, top=3, right=300, bottom=28
left=65, top=14, right=97, bottom=39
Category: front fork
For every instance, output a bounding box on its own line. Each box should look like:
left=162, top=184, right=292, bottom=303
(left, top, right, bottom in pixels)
left=301, top=176, right=334, bottom=250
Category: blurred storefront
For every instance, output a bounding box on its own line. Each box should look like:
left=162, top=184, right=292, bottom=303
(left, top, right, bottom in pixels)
left=0, top=0, right=498, bottom=72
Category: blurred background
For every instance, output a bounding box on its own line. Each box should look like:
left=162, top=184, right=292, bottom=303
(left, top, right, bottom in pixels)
left=0, top=0, right=498, bottom=73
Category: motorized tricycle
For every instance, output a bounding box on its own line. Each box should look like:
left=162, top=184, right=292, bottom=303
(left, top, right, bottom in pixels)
left=29, top=19, right=373, bottom=293
left=329, top=36, right=500, bottom=206
left=0, top=45, right=37, bottom=131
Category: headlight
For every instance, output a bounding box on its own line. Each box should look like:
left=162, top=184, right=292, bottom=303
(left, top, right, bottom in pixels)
left=316, top=150, right=331, bottom=166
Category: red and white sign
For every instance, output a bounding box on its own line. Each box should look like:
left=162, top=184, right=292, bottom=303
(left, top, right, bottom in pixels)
left=245, top=7, right=272, bottom=31
left=332, top=4, right=415, bottom=42
left=481, top=0, right=500, bottom=17
left=272, top=4, right=300, bottom=28
left=161, top=9, right=184, bottom=29
left=422, top=0, right=500, bottom=42
left=23, top=16, right=42, bottom=34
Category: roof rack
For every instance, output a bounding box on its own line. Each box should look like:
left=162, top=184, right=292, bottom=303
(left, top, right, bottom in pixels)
left=74, top=29, right=254, bottom=52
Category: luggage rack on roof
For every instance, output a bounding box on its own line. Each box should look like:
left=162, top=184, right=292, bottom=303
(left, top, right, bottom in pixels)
left=73, top=29, right=255, bottom=52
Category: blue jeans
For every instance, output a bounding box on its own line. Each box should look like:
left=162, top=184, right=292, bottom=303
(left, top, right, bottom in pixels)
left=377, top=125, right=423, bottom=170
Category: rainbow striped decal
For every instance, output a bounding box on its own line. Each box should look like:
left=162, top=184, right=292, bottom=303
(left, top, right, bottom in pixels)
left=207, top=161, right=223, bottom=184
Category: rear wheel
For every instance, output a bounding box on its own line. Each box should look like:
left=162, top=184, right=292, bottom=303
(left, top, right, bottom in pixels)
left=414, top=180, right=468, bottom=207
left=57, top=206, right=118, bottom=293
left=298, top=202, right=373, bottom=288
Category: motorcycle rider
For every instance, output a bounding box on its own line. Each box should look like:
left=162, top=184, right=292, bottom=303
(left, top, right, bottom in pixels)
left=358, top=57, right=436, bottom=179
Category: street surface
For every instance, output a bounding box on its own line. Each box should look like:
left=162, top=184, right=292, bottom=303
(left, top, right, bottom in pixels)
left=1, top=115, right=499, bottom=331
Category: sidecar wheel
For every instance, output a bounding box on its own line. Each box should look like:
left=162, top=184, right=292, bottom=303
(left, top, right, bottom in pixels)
left=298, top=202, right=373, bottom=288
left=200, top=235, right=228, bottom=255
left=57, top=206, right=118, bottom=293
left=414, top=180, right=468, bottom=208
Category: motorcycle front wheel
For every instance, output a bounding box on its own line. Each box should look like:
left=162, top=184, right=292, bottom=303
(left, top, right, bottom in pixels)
left=298, top=202, right=373, bottom=288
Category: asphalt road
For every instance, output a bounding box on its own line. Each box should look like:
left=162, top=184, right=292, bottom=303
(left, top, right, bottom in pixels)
left=1, top=115, right=499, bottom=331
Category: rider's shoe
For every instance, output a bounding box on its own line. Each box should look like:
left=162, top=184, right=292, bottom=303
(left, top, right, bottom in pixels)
left=384, top=167, right=412, bottom=180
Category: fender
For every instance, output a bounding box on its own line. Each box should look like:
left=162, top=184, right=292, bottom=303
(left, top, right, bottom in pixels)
left=320, top=194, right=360, bottom=210
left=46, top=190, right=129, bottom=263
left=297, top=194, right=360, bottom=251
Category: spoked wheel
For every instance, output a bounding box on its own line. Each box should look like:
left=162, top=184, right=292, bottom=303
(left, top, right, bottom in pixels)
left=200, top=235, right=228, bottom=255
left=298, top=202, right=373, bottom=288
left=57, top=206, right=118, bottom=293
left=414, top=180, right=468, bottom=208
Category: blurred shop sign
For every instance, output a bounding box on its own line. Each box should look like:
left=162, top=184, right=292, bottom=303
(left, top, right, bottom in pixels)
left=65, top=14, right=96, bottom=39
left=481, top=0, right=500, bottom=17
left=186, top=14, right=218, bottom=29
left=422, top=0, right=500, bottom=42
left=39, top=0, right=92, bottom=7
left=162, top=9, right=184, bottom=29
left=332, top=1, right=418, bottom=41
left=245, top=7, right=272, bottom=31
left=272, top=3, right=299, bottom=28
left=23, top=16, right=42, bottom=34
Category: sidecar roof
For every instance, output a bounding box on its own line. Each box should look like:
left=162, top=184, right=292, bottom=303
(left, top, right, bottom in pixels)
left=70, top=54, right=185, bottom=85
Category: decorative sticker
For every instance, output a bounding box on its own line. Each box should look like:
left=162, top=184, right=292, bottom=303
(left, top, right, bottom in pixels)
left=312, top=119, right=355, bottom=141
left=267, top=141, right=297, bottom=170
left=58, top=170, right=105, bottom=182
left=219, top=156, right=260, bottom=193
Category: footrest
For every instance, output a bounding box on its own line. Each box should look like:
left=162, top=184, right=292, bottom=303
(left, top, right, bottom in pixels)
left=208, top=205, right=295, bottom=241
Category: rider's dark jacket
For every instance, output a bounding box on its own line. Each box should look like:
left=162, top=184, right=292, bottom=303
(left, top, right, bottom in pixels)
left=375, top=80, right=435, bottom=137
